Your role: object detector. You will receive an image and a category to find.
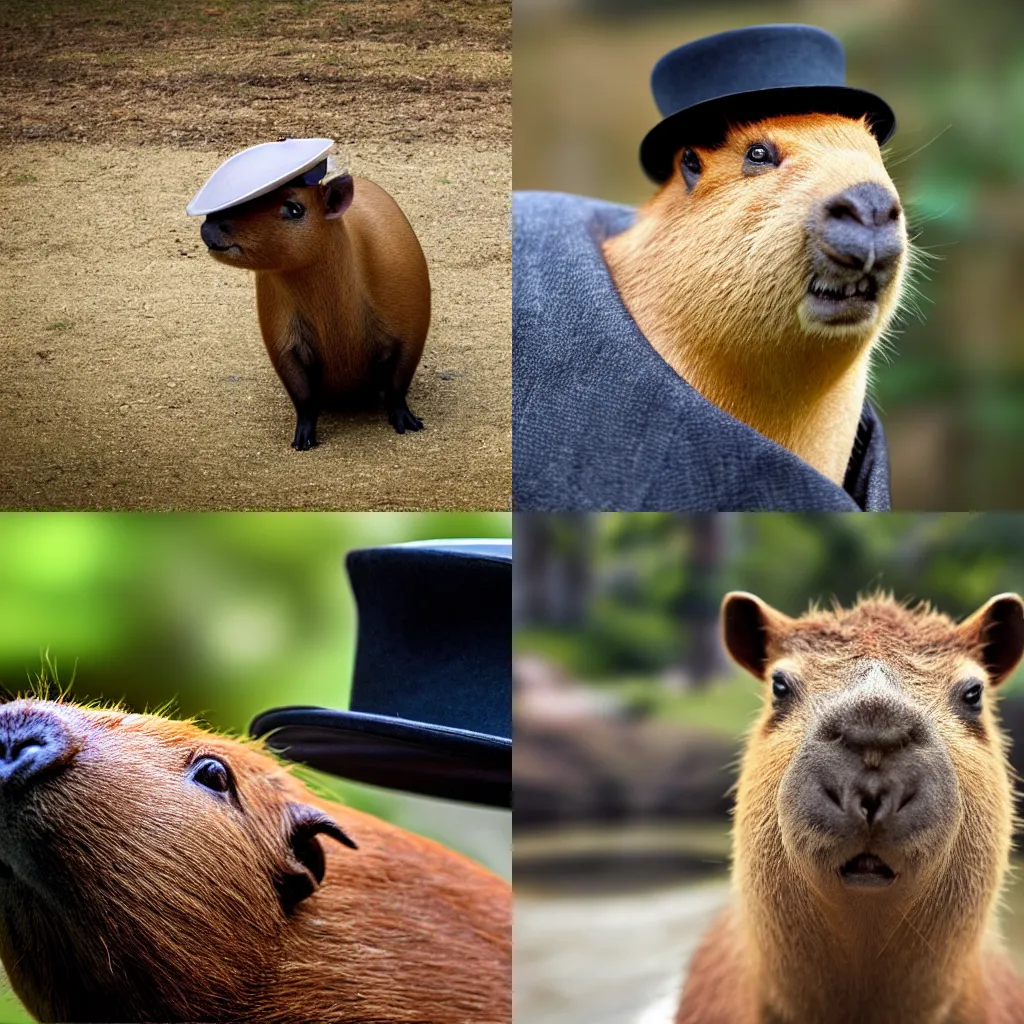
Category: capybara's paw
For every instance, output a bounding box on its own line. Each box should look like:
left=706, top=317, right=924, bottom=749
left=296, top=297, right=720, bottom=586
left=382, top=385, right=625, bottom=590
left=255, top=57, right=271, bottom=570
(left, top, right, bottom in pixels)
left=291, top=424, right=319, bottom=451
left=389, top=406, right=424, bottom=435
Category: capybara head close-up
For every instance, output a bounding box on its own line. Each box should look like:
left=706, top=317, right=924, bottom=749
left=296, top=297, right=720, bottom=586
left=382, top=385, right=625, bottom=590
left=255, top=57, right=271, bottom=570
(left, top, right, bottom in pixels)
left=200, top=174, right=355, bottom=273
left=638, top=114, right=905, bottom=342
left=605, top=113, right=911, bottom=483
left=0, top=699, right=511, bottom=1024
left=678, top=591, right=1024, bottom=1024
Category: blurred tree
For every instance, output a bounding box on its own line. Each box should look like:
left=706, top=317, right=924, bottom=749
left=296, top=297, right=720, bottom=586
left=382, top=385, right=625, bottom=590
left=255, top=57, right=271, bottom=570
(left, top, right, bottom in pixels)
left=677, top=514, right=729, bottom=687
left=514, top=514, right=593, bottom=627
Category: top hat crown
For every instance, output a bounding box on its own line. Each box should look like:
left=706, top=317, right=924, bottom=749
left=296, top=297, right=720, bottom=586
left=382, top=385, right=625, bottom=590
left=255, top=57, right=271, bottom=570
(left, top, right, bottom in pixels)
left=639, top=24, right=896, bottom=183
left=251, top=539, right=511, bottom=808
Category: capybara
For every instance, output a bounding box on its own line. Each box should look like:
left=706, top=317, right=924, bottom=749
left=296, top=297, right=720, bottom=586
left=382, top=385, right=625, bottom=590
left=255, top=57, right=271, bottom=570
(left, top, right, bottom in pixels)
left=200, top=171, right=430, bottom=448
left=0, top=698, right=510, bottom=1023
left=603, top=113, right=909, bottom=484
left=676, top=591, right=1024, bottom=1024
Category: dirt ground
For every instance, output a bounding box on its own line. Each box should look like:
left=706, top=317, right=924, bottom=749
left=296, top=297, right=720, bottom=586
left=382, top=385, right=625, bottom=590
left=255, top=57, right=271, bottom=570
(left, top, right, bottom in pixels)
left=0, top=0, right=510, bottom=510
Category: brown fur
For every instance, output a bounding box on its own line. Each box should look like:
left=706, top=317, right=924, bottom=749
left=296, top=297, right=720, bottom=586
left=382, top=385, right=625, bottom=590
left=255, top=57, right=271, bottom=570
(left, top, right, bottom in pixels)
left=677, top=592, right=1024, bottom=1024
left=210, top=175, right=430, bottom=430
left=0, top=700, right=510, bottom=1024
left=603, top=114, right=908, bottom=484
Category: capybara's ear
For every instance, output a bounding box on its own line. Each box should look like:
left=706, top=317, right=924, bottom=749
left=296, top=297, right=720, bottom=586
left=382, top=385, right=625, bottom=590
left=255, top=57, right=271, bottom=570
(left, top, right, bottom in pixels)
left=276, top=803, right=358, bottom=914
left=956, top=593, right=1024, bottom=686
left=721, top=591, right=793, bottom=680
left=321, top=174, right=354, bottom=220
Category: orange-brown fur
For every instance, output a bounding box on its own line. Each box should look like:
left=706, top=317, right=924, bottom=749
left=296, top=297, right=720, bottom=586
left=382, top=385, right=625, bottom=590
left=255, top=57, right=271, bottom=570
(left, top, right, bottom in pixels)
left=0, top=700, right=510, bottom=1024
left=213, top=176, right=430, bottom=410
left=677, top=593, right=1024, bottom=1024
left=604, top=114, right=908, bottom=484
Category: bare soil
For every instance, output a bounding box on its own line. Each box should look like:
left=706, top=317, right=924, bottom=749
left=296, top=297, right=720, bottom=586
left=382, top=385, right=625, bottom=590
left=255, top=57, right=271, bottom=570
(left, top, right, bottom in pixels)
left=0, top=0, right=510, bottom=509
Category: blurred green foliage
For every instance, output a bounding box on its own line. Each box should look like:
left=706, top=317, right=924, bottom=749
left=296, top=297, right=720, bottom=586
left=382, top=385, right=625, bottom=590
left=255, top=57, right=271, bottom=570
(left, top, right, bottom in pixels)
left=0, top=512, right=509, bottom=722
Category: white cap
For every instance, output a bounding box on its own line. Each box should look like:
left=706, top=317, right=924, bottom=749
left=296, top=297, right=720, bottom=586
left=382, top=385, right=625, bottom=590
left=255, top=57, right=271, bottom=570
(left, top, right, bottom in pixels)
left=186, top=137, right=334, bottom=217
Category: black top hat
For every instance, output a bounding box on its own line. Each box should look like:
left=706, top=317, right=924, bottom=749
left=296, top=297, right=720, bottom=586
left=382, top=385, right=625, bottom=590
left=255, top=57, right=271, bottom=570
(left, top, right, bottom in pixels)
left=250, top=539, right=511, bottom=808
left=640, top=24, right=896, bottom=183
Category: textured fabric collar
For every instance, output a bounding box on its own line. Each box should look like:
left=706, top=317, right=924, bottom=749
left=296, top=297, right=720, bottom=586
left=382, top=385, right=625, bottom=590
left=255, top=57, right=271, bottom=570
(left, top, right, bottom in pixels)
left=512, top=190, right=891, bottom=511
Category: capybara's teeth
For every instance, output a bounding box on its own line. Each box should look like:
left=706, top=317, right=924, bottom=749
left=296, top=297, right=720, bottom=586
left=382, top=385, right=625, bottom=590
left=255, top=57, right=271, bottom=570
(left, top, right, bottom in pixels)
left=857, top=277, right=870, bottom=293
left=844, top=282, right=857, bottom=297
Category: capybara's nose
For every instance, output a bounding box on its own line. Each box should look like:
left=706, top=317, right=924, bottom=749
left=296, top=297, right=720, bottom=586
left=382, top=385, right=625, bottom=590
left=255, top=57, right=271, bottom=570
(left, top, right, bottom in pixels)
left=813, top=181, right=903, bottom=274
left=0, top=705, right=72, bottom=791
left=200, top=218, right=230, bottom=250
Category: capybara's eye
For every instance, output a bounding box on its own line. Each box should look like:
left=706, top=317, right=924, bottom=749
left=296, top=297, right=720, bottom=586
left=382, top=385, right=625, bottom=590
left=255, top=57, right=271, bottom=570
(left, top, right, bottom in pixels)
left=282, top=201, right=305, bottom=220
left=771, top=671, right=792, bottom=700
left=962, top=681, right=984, bottom=708
left=681, top=148, right=702, bottom=177
left=743, top=142, right=779, bottom=170
left=189, top=756, right=232, bottom=794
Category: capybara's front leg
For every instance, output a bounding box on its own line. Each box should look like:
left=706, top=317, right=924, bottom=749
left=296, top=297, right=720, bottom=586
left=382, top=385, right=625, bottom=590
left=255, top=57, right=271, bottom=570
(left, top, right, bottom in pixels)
left=380, top=347, right=424, bottom=435
left=276, top=343, right=323, bottom=451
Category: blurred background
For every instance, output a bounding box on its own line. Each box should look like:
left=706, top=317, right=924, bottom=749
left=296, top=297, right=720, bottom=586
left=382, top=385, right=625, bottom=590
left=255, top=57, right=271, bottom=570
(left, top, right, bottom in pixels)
left=514, top=0, right=1024, bottom=510
left=514, top=512, right=1024, bottom=1024
left=0, top=511, right=511, bottom=1024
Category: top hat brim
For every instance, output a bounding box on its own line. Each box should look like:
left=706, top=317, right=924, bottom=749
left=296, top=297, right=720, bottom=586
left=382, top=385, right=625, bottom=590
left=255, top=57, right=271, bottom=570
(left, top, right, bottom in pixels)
left=640, top=85, right=896, bottom=183
left=251, top=706, right=512, bottom=808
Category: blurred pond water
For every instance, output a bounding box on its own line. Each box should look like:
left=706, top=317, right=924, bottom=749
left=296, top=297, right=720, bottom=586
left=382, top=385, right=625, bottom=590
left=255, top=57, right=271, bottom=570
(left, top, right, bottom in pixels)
left=515, top=826, right=1024, bottom=1024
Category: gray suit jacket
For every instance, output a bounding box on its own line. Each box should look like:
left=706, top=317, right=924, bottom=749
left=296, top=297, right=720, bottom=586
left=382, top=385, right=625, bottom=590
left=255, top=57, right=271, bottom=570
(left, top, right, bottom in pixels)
left=512, top=191, right=891, bottom=511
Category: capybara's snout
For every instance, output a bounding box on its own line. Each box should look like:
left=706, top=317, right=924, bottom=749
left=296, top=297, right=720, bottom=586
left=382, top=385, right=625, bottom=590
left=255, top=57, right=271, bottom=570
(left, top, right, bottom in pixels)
left=200, top=216, right=233, bottom=251
left=807, top=180, right=904, bottom=289
left=0, top=702, right=73, bottom=794
left=782, top=680, right=958, bottom=885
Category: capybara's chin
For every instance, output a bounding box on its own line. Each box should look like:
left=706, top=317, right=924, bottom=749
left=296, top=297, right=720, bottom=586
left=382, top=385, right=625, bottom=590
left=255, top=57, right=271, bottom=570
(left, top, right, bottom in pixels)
left=207, top=244, right=244, bottom=264
left=798, top=293, right=881, bottom=334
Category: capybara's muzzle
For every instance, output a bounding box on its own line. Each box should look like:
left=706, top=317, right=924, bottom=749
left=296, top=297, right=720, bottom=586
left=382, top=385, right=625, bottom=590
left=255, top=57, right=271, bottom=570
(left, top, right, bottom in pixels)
left=781, top=685, right=957, bottom=883
left=808, top=181, right=904, bottom=284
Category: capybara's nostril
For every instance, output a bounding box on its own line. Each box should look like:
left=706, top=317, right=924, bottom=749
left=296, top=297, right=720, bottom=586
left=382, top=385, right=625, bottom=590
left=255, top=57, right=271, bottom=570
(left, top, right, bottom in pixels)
left=814, top=180, right=904, bottom=273
left=0, top=706, right=71, bottom=791
left=856, top=783, right=885, bottom=826
left=847, top=773, right=916, bottom=829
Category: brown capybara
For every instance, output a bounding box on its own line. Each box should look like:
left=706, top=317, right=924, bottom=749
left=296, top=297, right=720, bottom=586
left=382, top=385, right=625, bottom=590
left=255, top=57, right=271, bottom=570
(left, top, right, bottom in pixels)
left=603, top=113, right=910, bottom=484
left=0, top=698, right=510, bottom=1024
left=676, top=591, right=1024, bottom=1024
left=200, top=171, right=430, bottom=449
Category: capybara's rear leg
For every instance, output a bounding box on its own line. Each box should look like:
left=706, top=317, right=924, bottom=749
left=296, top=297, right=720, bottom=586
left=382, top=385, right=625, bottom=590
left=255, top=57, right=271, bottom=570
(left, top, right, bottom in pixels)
left=277, top=344, right=324, bottom=451
left=379, top=346, right=424, bottom=435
